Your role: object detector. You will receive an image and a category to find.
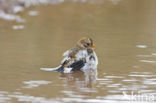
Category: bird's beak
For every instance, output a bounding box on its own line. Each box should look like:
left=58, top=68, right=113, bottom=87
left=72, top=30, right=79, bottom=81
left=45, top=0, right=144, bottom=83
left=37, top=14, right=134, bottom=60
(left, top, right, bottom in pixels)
left=92, top=44, right=95, bottom=48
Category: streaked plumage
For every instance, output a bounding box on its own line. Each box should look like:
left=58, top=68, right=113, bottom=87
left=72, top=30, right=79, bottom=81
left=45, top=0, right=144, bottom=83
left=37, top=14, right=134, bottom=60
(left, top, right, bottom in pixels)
left=41, top=37, right=98, bottom=73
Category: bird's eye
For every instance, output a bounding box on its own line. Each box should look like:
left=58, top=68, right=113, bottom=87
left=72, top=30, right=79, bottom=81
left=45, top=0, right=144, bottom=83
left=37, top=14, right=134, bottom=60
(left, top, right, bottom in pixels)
left=87, top=43, right=90, bottom=46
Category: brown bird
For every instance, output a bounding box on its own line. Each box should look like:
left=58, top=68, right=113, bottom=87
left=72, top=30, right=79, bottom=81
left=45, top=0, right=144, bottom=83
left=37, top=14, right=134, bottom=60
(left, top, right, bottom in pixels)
left=41, top=37, right=98, bottom=73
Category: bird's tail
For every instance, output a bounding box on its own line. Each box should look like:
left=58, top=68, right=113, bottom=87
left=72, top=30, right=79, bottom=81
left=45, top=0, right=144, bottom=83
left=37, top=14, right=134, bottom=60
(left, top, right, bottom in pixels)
left=40, top=65, right=64, bottom=72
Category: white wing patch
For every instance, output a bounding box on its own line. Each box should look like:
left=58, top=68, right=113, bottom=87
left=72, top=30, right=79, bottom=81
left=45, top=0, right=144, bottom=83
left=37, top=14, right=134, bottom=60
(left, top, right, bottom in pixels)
left=75, top=50, right=88, bottom=60
left=81, top=51, right=98, bottom=72
left=64, top=67, right=72, bottom=73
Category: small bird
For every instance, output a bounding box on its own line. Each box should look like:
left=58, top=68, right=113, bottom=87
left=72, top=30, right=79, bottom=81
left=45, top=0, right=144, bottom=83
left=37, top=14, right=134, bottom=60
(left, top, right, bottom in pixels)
left=41, top=37, right=98, bottom=73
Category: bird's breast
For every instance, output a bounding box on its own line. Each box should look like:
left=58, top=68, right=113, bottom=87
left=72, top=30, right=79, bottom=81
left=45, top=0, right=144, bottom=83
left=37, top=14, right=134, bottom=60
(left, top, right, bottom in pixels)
left=75, top=50, right=88, bottom=60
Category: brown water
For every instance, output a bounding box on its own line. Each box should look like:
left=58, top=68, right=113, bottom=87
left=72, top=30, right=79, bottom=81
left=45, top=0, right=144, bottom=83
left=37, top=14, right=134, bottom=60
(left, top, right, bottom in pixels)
left=1, top=0, right=156, bottom=103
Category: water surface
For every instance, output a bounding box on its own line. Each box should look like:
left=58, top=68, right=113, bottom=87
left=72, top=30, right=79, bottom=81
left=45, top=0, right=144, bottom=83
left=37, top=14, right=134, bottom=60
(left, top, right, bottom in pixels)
left=0, top=0, right=156, bottom=103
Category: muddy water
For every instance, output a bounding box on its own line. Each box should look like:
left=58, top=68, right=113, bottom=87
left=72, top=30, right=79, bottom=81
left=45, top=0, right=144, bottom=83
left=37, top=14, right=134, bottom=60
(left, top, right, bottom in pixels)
left=0, top=0, right=156, bottom=103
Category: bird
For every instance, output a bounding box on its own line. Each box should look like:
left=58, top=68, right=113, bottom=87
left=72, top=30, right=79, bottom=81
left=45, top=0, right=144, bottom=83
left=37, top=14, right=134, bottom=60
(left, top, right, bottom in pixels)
left=40, top=37, right=98, bottom=73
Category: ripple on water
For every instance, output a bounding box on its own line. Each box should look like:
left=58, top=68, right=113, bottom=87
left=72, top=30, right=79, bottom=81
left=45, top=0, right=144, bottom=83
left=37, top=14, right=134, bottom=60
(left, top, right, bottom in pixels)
left=139, top=60, right=156, bottom=63
left=61, top=90, right=88, bottom=98
left=97, top=71, right=156, bottom=97
left=143, top=78, right=156, bottom=85
left=0, top=91, right=59, bottom=103
left=104, top=76, right=123, bottom=79
left=136, top=45, right=147, bottom=48
left=152, top=53, right=156, bottom=56
left=23, top=80, right=51, bottom=88
left=12, top=25, right=24, bottom=30
left=9, top=94, right=58, bottom=103
left=28, top=10, right=39, bottom=16
left=137, top=54, right=152, bottom=57
left=1, top=91, right=155, bottom=103
left=128, top=74, right=156, bottom=78
left=106, top=83, right=121, bottom=88
left=78, top=87, right=97, bottom=93
left=130, top=72, right=153, bottom=74
left=0, top=91, right=10, bottom=103
left=61, top=97, right=132, bottom=103
left=0, top=11, right=25, bottom=22
left=137, top=53, right=156, bottom=58
left=122, top=78, right=138, bottom=82
left=98, top=78, right=112, bottom=85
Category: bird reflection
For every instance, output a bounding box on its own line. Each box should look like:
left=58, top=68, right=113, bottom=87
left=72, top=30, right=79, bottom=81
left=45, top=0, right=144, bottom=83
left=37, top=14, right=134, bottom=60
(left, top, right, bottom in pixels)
left=60, top=69, right=98, bottom=89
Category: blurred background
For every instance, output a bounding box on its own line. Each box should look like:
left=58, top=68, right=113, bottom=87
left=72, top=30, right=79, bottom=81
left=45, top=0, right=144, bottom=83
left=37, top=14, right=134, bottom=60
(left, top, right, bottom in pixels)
left=0, top=0, right=156, bottom=103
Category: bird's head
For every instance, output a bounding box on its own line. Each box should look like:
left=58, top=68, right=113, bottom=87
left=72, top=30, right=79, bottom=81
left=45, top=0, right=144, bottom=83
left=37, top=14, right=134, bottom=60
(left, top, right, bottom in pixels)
left=77, top=37, right=95, bottom=49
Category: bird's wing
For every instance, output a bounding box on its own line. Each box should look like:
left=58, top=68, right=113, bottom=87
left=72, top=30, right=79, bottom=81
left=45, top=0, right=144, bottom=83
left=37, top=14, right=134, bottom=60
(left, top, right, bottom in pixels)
left=61, top=50, right=87, bottom=72
left=69, top=59, right=85, bottom=71
left=61, top=58, right=85, bottom=72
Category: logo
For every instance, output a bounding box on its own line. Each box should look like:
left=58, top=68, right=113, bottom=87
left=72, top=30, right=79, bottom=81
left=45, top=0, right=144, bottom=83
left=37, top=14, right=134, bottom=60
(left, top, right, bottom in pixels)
left=122, top=90, right=155, bottom=102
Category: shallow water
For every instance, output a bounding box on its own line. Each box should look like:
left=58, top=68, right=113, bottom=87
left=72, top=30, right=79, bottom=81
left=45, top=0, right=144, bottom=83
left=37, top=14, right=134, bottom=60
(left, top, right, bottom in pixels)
left=0, top=0, right=156, bottom=103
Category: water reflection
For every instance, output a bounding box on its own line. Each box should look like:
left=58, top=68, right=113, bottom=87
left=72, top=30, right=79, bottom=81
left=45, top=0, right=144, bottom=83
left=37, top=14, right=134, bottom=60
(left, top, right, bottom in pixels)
left=60, top=70, right=97, bottom=91
left=0, top=71, right=156, bottom=103
left=0, top=0, right=156, bottom=103
left=0, top=0, right=121, bottom=22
